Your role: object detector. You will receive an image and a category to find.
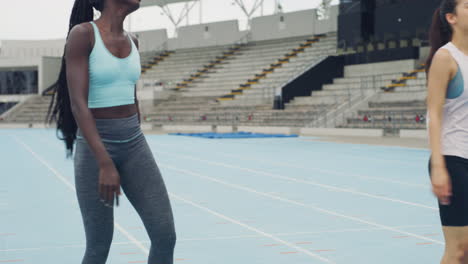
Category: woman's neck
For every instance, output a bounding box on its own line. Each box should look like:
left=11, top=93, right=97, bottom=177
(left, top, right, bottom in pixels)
left=97, top=7, right=128, bottom=35
left=451, top=31, right=468, bottom=55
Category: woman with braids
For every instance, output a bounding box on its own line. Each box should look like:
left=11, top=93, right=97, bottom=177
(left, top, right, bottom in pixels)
left=427, top=0, right=468, bottom=263
left=46, top=0, right=176, bottom=263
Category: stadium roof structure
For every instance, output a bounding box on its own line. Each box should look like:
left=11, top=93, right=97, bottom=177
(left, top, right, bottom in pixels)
left=137, top=0, right=278, bottom=34
left=140, top=0, right=195, bottom=8
left=134, top=0, right=331, bottom=35
left=135, top=0, right=200, bottom=35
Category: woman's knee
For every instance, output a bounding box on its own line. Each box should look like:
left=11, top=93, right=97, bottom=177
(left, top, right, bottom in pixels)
left=460, top=241, right=468, bottom=263
left=83, top=243, right=112, bottom=263
left=151, top=228, right=176, bottom=250
left=443, top=241, right=468, bottom=264
left=165, top=231, right=177, bottom=250
left=169, top=230, right=177, bottom=247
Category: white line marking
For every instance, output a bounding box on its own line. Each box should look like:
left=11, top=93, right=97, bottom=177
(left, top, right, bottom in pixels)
left=162, top=164, right=444, bottom=245
left=30, top=133, right=442, bottom=252
left=169, top=192, right=335, bottom=263
left=163, top=136, right=428, bottom=164
left=41, top=136, right=434, bottom=210
left=152, top=141, right=429, bottom=189
left=154, top=149, right=438, bottom=211
left=19, top=133, right=332, bottom=262
left=12, top=135, right=150, bottom=256
left=0, top=224, right=438, bottom=252
left=221, top=152, right=428, bottom=189
left=300, top=138, right=429, bottom=151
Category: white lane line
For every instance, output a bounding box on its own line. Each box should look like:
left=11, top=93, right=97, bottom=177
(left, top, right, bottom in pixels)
left=12, top=135, right=150, bottom=256
left=169, top=192, right=335, bottom=263
left=23, top=133, right=332, bottom=262
left=152, top=141, right=429, bottom=189
left=40, top=137, right=433, bottom=210
left=217, top=152, right=428, bottom=189
left=162, top=136, right=428, bottom=165
left=31, top=134, right=441, bottom=251
left=152, top=148, right=437, bottom=211
left=0, top=224, right=439, bottom=253
left=0, top=225, right=439, bottom=252
left=162, top=164, right=444, bottom=245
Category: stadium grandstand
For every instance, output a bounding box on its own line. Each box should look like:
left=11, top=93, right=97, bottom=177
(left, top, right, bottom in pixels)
left=0, top=1, right=443, bottom=263
left=0, top=0, right=434, bottom=140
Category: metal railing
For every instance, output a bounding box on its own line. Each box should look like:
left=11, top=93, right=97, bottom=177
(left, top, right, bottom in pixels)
left=307, top=75, right=386, bottom=128
left=137, top=104, right=430, bottom=130
left=147, top=110, right=339, bottom=128
left=343, top=111, right=427, bottom=130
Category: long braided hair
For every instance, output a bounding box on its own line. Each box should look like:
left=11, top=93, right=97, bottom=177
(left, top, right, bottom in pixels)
left=46, top=0, right=104, bottom=157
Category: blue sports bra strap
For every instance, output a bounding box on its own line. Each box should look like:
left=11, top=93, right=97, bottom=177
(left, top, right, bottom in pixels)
left=89, top=21, right=100, bottom=43
left=89, top=21, right=97, bottom=32
left=127, top=33, right=135, bottom=46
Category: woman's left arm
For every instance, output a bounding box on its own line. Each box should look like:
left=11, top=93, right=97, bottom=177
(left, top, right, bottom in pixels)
left=131, top=34, right=141, bottom=124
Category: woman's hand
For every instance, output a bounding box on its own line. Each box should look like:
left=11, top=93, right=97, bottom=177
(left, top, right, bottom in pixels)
left=99, top=161, right=121, bottom=207
left=431, top=165, right=452, bottom=205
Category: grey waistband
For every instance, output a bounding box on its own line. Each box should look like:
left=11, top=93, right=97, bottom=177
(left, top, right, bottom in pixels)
left=77, top=113, right=142, bottom=143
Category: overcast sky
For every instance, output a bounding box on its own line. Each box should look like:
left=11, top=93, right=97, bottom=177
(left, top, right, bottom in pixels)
left=0, top=0, right=339, bottom=40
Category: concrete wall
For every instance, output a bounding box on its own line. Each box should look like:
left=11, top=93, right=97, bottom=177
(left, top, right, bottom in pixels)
left=0, top=94, right=32, bottom=102
left=162, top=125, right=213, bottom=133
left=344, top=59, right=417, bottom=77
left=238, top=126, right=299, bottom=135
left=251, top=6, right=338, bottom=42
left=39, top=57, right=62, bottom=94
left=0, top=29, right=167, bottom=57
left=216, top=126, right=233, bottom=133
left=315, top=5, right=339, bottom=35
left=300, top=128, right=384, bottom=137
left=134, top=29, right=168, bottom=52
left=0, top=39, right=64, bottom=59
left=167, top=20, right=244, bottom=50
left=151, top=125, right=429, bottom=140
left=0, top=57, right=40, bottom=69
left=400, top=129, right=428, bottom=139
left=419, top=46, right=430, bottom=65
left=0, top=123, right=50, bottom=129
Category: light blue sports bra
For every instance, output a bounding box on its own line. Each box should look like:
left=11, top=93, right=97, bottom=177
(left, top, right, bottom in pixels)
left=88, top=21, right=141, bottom=109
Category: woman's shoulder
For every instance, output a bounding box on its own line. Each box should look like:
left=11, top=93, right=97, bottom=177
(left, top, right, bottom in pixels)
left=434, top=46, right=453, bottom=60
left=430, top=46, right=458, bottom=79
left=66, top=22, right=94, bottom=56
left=69, top=22, right=94, bottom=39
left=433, top=47, right=457, bottom=68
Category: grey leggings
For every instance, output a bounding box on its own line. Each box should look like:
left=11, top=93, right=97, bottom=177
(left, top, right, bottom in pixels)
left=74, top=114, right=176, bottom=264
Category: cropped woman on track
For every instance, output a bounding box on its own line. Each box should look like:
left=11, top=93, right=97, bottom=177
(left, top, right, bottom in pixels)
left=427, top=0, right=468, bottom=263
left=47, top=0, right=176, bottom=263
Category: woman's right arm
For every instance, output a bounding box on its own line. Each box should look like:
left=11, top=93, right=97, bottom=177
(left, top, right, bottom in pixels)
left=65, top=24, right=121, bottom=206
left=427, top=49, right=456, bottom=205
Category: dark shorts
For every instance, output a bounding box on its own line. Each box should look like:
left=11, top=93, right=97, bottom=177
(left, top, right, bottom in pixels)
left=428, top=155, right=468, bottom=226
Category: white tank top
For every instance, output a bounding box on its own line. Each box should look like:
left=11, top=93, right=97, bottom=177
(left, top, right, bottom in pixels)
left=427, top=42, right=468, bottom=159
